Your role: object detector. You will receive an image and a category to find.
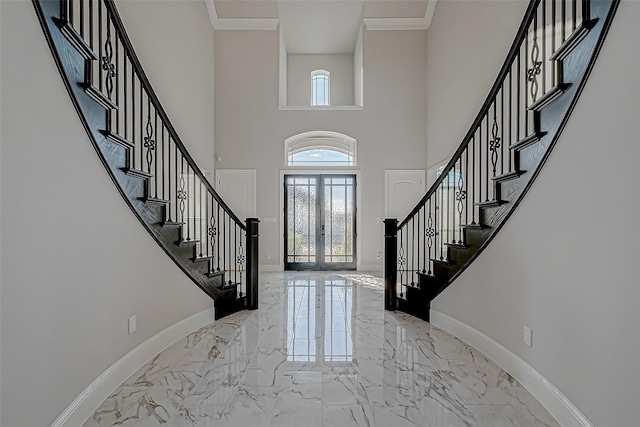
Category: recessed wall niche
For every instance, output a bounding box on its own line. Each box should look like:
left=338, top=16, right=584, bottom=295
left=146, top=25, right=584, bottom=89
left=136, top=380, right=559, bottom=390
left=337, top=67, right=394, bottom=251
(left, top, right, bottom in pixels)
left=279, top=25, right=363, bottom=110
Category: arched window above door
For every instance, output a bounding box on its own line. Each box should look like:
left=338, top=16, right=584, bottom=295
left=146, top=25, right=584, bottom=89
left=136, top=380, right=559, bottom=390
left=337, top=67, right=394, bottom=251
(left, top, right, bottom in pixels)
left=285, top=131, right=356, bottom=167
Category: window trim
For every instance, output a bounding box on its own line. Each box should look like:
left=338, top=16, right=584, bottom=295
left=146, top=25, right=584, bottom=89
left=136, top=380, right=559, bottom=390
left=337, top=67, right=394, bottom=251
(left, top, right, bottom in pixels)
left=285, top=131, right=357, bottom=167
left=311, top=70, right=330, bottom=106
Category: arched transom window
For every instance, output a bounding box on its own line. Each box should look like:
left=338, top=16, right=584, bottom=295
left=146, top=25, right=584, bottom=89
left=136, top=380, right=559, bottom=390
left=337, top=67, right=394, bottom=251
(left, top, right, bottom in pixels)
left=286, top=131, right=356, bottom=167
left=311, top=70, right=330, bottom=106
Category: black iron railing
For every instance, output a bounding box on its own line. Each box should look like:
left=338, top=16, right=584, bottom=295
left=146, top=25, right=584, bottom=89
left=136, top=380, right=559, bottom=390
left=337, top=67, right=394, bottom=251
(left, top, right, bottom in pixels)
left=35, top=0, right=258, bottom=315
left=384, top=0, right=617, bottom=315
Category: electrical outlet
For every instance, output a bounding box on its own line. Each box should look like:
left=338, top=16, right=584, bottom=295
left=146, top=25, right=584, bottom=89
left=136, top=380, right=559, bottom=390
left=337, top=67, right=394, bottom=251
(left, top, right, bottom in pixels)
left=376, top=251, right=381, bottom=259
left=523, top=325, right=533, bottom=347
left=128, top=315, right=137, bottom=335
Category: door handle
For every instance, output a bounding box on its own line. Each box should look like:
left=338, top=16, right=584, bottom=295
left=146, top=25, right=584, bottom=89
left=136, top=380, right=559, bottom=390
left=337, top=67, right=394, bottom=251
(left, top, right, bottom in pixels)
left=321, top=224, right=325, bottom=236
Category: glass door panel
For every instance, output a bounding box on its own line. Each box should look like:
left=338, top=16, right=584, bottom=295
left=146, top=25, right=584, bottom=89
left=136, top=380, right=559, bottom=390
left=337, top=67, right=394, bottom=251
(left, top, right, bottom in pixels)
left=285, top=175, right=356, bottom=270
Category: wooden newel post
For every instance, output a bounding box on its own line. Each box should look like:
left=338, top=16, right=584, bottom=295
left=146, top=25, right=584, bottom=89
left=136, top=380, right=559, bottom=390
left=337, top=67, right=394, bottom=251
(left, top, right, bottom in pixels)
left=245, top=218, right=260, bottom=310
left=384, top=219, right=398, bottom=311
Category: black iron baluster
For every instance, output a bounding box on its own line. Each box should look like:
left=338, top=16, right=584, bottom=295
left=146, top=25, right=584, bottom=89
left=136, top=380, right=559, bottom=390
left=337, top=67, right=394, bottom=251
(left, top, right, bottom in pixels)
left=411, top=217, right=415, bottom=285
left=88, top=0, right=93, bottom=51
left=398, top=229, right=405, bottom=298
left=209, top=196, right=217, bottom=274
left=139, top=80, right=143, bottom=170
left=426, top=202, right=433, bottom=275
left=131, top=67, right=135, bottom=168
left=480, top=121, right=485, bottom=202
left=217, top=203, right=221, bottom=271
left=524, top=28, right=529, bottom=134
left=451, top=163, right=456, bottom=244
left=465, top=147, right=469, bottom=227
left=528, top=14, right=542, bottom=104
left=417, top=208, right=421, bottom=275
left=439, top=180, right=444, bottom=261
left=233, top=220, right=238, bottom=287
left=456, top=158, right=465, bottom=244
left=552, top=0, right=556, bottom=86
left=572, top=0, right=577, bottom=31
left=115, top=26, right=120, bottom=134
left=509, top=68, right=513, bottom=170
left=123, top=51, right=127, bottom=141
left=561, top=0, right=566, bottom=41
left=582, top=0, right=590, bottom=22
left=79, top=0, right=84, bottom=38
left=500, top=83, right=505, bottom=175
left=237, top=229, right=245, bottom=296
left=517, top=51, right=521, bottom=142
left=542, top=0, right=546, bottom=96
left=490, top=103, right=501, bottom=180
left=178, top=158, right=187, bottom=239
left=222, top=210, right=226, bottom=273
left=101, top=10, right=115, bottom=102
left=422, top=205, right=426, bottom=274
left=98, top=0, right=102, bottom=92
left=199, top=182, right=203, bottom=258
left=471, top=135, right=476, bottom=224
left=68, top=0, right=73, bottom=33
left=161, top=125, right=165, bottom=200
left=154, top=110, right=158, bottom=197
left=143, top=100, right=155, bottom=174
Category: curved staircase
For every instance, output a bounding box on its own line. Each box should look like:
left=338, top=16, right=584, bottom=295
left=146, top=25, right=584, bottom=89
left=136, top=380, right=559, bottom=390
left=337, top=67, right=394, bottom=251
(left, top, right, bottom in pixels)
left=385, top=0, right=620, bottom=320
left=32, top=0, right=259, bottom=319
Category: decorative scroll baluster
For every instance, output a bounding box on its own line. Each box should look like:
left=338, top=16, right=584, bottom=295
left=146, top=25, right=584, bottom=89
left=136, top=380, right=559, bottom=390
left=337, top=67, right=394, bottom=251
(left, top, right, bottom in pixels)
left=237, top=238, right=245, bottom=296
left=425, top=205, right=434, bottom=275
left=489, top=106, right=501, bottom=178
left=527, top=15, right=542, bottom=103
left=456, top=162, right=466, bottom=244
left=143, top=111, right=155, bottom=173
left=101, top=16, right=115, bottom=100
left=208, top=209, right=217, bottom=274
left=398, top=232, right=405, bottom=298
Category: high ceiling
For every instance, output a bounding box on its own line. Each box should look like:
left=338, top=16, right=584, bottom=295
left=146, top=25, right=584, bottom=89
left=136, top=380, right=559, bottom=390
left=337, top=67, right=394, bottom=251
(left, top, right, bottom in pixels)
left=209, top=0, right=436, bottom=54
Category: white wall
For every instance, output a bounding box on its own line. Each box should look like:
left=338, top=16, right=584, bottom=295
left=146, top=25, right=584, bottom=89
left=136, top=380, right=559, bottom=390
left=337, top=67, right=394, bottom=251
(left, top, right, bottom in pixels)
left=115, top=0, right=216, bottom=174
left=425, top=0, right=527, bottom=168
left=215, top=29, right=428, bottom=269
left=431, top=2, right=640, bottom=425
left=0, top=1, right=212, bottom=425
left=287, top=54, right=354, bottom=106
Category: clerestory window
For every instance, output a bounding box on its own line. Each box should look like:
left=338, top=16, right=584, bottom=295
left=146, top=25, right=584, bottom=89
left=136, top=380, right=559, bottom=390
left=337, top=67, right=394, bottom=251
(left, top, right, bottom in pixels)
left=311, top=70, right=330, bottom=106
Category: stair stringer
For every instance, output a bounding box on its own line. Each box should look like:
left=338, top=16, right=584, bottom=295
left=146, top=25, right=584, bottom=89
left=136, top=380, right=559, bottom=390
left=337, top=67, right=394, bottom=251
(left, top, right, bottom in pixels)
left=396, top=0, right=620, bottom=320
left=33, top=0, right=244, bottom=318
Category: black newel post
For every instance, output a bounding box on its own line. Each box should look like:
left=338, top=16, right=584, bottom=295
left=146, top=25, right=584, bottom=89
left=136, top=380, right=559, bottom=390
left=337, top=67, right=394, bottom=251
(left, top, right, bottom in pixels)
left=384, top=219, right=398, bottom=311
left=245, top=218, right=260, bottom=310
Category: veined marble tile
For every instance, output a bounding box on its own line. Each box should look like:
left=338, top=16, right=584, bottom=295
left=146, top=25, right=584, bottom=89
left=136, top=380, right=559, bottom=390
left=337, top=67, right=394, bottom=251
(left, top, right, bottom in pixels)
left=83, top=272, right=559, bottom=427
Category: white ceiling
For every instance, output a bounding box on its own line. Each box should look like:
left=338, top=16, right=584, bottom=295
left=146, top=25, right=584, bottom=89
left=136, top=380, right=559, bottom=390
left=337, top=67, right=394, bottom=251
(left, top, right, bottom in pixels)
left=210, top=0, right=435, bottom=54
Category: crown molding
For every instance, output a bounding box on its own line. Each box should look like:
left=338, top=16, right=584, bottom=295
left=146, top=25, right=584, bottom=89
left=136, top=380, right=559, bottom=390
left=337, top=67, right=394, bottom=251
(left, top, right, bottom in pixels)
left=364, top=0, right=437, bottom=31
left=205, top=0, right=278, bottom=31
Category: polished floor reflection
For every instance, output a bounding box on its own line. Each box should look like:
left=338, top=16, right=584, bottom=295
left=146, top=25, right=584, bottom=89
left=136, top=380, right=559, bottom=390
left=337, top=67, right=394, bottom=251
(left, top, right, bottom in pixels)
left=84, top=272, right=559, bottom=427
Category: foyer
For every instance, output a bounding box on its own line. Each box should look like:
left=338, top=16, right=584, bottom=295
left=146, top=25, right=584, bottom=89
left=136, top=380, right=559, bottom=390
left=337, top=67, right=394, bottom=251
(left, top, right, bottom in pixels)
left=84, top=272, right=558, bottom=427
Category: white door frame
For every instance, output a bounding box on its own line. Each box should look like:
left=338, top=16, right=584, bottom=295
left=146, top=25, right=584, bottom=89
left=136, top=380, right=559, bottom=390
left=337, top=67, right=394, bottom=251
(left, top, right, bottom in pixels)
left=279, top=169, right=362, bottom=271
left=215, top=169, right=257, bottom=219
left=384, top=169, right=426, bottom=219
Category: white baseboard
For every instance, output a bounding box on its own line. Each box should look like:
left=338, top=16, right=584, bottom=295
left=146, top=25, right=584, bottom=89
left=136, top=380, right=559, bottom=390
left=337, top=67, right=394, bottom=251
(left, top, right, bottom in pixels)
left=430, top=310, right=593, bottom=427
left=51, top=309, right=214, bottom=427
left=259, top=264, right=283, bottom=272
left=357, top=264, right=382, bottom=272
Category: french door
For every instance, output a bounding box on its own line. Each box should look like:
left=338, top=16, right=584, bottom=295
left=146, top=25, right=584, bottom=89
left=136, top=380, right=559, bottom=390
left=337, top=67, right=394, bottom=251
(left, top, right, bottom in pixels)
left=284, top=175, right=356, bottom=270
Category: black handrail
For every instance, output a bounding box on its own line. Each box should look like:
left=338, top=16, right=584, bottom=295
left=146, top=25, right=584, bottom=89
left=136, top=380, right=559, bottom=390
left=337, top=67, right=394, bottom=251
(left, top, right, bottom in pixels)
left=399, top=0, right=541, bottom=229
left=102, top=0, right=244, bottom=228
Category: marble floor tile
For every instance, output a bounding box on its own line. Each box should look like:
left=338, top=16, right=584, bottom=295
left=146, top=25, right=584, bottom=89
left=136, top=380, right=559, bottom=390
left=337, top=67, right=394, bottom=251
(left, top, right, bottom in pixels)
left=83, top=271, right=560, bottom=427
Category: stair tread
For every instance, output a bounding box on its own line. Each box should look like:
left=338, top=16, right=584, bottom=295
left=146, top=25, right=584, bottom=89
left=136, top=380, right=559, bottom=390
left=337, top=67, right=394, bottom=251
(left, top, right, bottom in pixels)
left=161, top=221, right=184, bottom=228
left=101, top=130, right=135, bottom=149
left=142, top=197, right=170, bottom=205
left=192, top=255, right=212, bottom=263
left=80, top=82, right=118, bottom=110
left=122, top=167, right=153, bottom=179
left=528, top=84, right=571, bottom=112
left=52, top=18, right=98, bottom=60
left=550, top=19, right=599, bottom=61
left=509, top=132, right=546, bottom=151
left=176, top=239, right=200, bottom=246
left=475, top=199, right=506, bottom=208
left=492, top=170, right=525, bottom=182
left=206, top=270, right=225, bottom=278
left=445, top=242, right=469, bottom=249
